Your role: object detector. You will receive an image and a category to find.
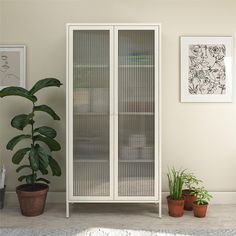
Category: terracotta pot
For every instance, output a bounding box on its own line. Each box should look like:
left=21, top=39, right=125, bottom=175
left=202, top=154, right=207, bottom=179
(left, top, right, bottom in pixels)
left=193, top=202, right=208, bottom=218
left=16, top=183, right=49, bottom=217
left=182, top=189, right=197, bottom=211
left=167, top=196, right=184, bottom=217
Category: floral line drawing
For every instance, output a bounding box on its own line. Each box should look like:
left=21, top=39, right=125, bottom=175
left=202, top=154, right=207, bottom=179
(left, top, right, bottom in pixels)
left=188, top=44, right=226, bottom=95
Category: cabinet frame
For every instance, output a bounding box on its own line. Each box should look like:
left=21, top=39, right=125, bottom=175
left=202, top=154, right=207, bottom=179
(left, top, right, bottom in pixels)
left=67, top=25, right=114, bottom=202
left=66, top=23, right=162, bottom=217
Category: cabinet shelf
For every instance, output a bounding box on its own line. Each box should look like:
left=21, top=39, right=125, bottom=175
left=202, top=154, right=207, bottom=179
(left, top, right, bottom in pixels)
left=74, top=159, right=109, bottom=163
left=74, top=112, right=153, bottom=115
left=119, top=112, right=154, bottom=115
left=74, top=159, right=154, bottom=163
left=119, top=65, right=154, bottom=68
left=74, top=65, right=154, bottom=68
left=74, top=87, right=109, bottom=89
left=119, top=159, right=154, bottom=163
left=74, top=65, right=109, bottom=68
left=74, top=112, right=108, bottom=116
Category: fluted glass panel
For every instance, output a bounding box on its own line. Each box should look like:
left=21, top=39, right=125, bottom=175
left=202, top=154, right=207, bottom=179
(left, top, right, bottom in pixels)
left=73, top=30, right=110, bottom=196
left=118, top=30, right=155, bottom=196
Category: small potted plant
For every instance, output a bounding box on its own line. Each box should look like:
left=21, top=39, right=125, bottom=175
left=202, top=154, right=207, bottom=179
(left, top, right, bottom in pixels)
left=0, top=78, right=62, bottom=216
left=193, top=187, right=212, bottom=218
left=182, top=172, right=202, bottom=210
left=167, top=168, right=185, bottom=217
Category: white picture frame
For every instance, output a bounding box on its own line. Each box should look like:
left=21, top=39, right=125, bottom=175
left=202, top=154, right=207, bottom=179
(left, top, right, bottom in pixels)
left=181, top=37, right=233, bottom=102
left=0, top=45, right=26, bottom=89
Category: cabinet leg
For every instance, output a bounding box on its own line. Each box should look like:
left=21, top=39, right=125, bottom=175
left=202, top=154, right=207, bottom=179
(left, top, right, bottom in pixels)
left=66, top=202, right=70, bottom=218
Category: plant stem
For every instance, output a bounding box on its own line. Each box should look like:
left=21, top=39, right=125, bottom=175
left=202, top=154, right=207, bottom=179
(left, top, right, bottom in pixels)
left=31, top=102, right=35, bottom=184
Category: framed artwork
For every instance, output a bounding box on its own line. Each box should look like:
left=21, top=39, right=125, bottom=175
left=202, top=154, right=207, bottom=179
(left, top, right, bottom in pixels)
left=0, top=45, right=26, bottom=89
left=181, top=37, right=233, bottom=102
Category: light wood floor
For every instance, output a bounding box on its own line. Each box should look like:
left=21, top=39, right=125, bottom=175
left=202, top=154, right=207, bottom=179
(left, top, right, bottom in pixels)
left=1, top=203, right=236, bottom=230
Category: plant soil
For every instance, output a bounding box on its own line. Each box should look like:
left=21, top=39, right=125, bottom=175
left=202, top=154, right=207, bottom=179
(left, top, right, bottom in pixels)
left=17, top=183, right=48, bottom=192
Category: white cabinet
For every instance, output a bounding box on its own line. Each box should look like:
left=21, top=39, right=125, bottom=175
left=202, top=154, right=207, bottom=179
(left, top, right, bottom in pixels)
left=66, top=24, right=161, bottom=217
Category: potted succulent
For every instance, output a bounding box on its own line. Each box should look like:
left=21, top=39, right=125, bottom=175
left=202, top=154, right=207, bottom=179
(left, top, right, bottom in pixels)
left=0, top=78, right=62, bottom=216
left=182, top=172, right=202, bottom=210
left=167, top=168, right=185, bottom=217
left=193, top=187, right=212, bottom=218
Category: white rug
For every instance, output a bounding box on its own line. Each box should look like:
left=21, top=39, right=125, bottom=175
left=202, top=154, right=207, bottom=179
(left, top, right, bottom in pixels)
left=1, top=228, right=236, bottom=236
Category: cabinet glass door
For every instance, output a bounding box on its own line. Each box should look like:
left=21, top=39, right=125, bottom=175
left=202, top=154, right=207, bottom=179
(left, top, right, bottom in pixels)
left=73, top=29, right=111, bottom=197
left=117, top=30, right=155, bottom=197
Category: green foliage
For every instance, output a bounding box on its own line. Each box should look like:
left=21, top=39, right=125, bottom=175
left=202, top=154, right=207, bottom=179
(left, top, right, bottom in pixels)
left=34, top=135, right=61, bottom=151
left=36, top=178, right=50, bottom=184
left=167, top=167, right=185, bottom=200
left=183, top=171, right=202, bottom=193
left=0, top=78, right=62, bottom=185
left=16, top=165, right=31, bottom=172
left=34, top=105, right=60, bottom=120
left=11, top=113, right=33, bottom=130
left=29, top=78, right=62, bottom=95
left=34, top=126, right=57, bottom=138
left=48, top=156, right=61, bottom=176
left=194, top=187, right=212, bottom=205
left=12, top=148, right=31, bottom=164
left=7, top=135, right=31, bottom=150
left=0, top=87, right=37, bottom=102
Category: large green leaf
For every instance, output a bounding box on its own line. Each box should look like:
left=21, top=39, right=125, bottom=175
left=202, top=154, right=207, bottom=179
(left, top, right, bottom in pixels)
left=37, top=145, right=49, bottom=175
left=36, top=178, right=50, bottom=184
left=12, top=147, right=31, bottom=164
left=34, top=105, right=60, bottom=120
left=39, top=165, right=48, bottom=175
left=16, top=165, right=31, bottom=173
left=38, top=145, right=49, bottom=169
left=34, top=126, right=57, bottom=138
left=0, top=87, right=37, bottom=102
left=34, top=135, right=61, bottom=151
left=18, top=174, right=36, bottom=183
left=29, top=78, right=62, bottom=95
left=18, top=175, right=27, bottom=182
left=29, top=144, right=49, bottom=171
left=29, top=146, right=39, bottom=171
left=48, top=156, right=61, bottom=176
left=11, top=113, right=33, bottom=130
left=7, top=134, right=31, bottom=150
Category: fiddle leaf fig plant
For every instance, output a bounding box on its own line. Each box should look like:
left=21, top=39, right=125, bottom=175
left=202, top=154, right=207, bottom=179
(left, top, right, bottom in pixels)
left=0, top=78, right=62, bottom=185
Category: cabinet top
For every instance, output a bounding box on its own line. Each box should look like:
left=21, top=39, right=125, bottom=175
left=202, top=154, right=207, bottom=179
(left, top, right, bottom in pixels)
left=66, top=23, right=162, bottom=27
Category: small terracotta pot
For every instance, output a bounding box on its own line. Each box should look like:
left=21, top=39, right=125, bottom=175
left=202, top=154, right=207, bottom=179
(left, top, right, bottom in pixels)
left=193, top=202, right=208, bottom=218
left=167, top=196, right=184, bottom=217
left=182, top=189, right=197, bottom=211
left=16, top=183, right=49, bottom=217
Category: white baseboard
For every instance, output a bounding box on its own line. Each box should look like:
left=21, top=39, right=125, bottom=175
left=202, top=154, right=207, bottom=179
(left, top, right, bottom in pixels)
left=162, top=191, right=236, bottom=204
left=5, top=191, right=236, bottom=205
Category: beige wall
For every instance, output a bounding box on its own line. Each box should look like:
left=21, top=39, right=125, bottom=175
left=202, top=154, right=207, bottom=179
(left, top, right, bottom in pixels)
left=0, top=1, right=2, bottom=41
left=1, top=0, right=236, bottom=193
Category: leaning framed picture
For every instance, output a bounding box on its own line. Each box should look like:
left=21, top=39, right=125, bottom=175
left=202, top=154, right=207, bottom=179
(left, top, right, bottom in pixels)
left=0, top=45, right=26, bottom=89
left=181, top=37, right=233, bottom=102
